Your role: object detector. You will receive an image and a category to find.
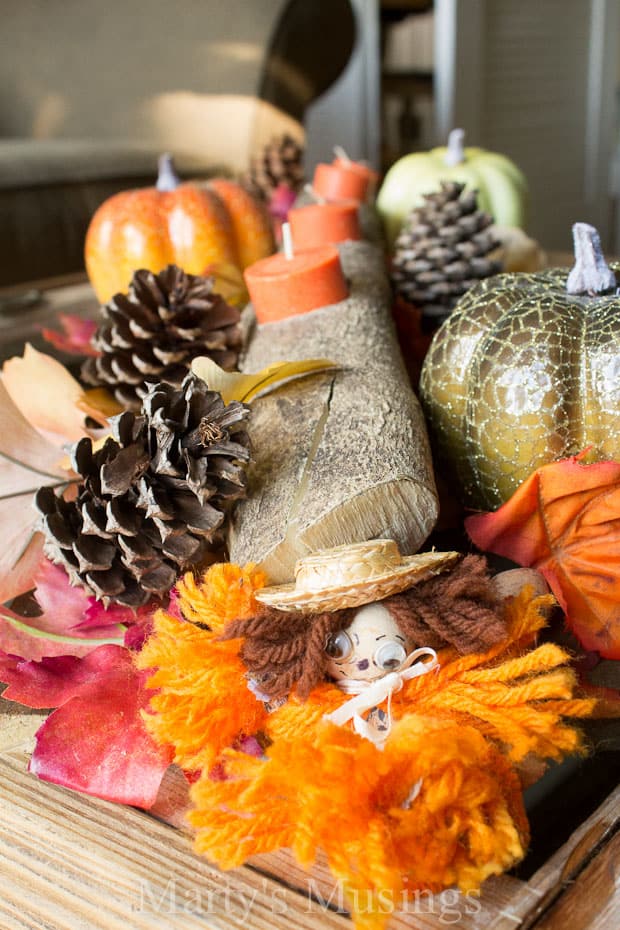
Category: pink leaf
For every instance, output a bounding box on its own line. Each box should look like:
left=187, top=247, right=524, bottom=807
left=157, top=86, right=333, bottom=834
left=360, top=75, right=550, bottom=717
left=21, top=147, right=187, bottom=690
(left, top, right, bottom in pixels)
left=80, top=596, right=156, bottom=634
left=1, top=645, right=171, bottom=807
left=0, top=559, right=126, bottom=660
left=269, top=183, right=297, bottom=221
left=41, top=314, right=100, bottom=357
left=33, top=560, right=108, bottom=631
left=33, top=559, right=134, bottom=636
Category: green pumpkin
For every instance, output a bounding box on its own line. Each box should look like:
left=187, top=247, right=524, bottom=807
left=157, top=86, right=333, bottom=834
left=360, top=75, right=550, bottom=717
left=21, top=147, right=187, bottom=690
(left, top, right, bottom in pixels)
left=419, top=223, right=620, bottom=509
left=377, top=129, right=528, bottom=249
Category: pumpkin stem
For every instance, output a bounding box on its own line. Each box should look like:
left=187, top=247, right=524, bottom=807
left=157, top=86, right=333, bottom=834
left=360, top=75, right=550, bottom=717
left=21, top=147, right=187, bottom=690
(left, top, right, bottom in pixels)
left=445, top=128, right=465, bottom=167
left=566, top=223, right=617, bottom=296
left=156, top=153, right=181, bottom=192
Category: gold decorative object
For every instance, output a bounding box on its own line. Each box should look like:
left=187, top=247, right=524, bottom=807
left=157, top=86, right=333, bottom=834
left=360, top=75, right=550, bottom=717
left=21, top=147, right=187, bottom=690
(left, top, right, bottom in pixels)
left=420, top=222, right=620, bottom=508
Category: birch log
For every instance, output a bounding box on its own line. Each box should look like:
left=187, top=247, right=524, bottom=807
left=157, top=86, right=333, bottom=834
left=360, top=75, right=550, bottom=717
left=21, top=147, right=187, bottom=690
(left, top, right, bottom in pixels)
left=229, top=241, right=438, bottom=582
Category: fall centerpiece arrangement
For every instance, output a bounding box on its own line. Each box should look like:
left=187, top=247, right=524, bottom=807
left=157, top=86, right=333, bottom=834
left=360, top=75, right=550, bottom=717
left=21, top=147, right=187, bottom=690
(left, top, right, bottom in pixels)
left=1, top=144, right=619, bottom=930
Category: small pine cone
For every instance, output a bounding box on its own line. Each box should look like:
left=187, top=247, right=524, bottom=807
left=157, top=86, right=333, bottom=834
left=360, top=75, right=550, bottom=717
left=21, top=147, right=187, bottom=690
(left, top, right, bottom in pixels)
left=36, top=375, right=251, bottom=607
left=82, top=265, right=243, bottom=410
left=244, top=134, right=305, bottom=200
left=391, top=181, right=502, bottom=318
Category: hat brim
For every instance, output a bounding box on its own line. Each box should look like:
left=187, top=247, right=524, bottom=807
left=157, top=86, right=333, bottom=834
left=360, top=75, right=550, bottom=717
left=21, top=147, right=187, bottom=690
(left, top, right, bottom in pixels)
left=255, top=551, right=461, bottom=613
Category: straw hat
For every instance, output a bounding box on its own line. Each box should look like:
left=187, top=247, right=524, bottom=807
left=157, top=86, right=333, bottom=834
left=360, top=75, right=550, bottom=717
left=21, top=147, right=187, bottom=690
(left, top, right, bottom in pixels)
left=255, top=539, right=461, bottom=613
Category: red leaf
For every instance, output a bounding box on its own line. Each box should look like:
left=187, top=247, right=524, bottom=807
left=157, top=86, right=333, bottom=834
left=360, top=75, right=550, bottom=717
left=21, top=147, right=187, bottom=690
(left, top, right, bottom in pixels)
left=1, top=645, right=171, bottom=807
left=79, top=596, right=156, bottom=635
left=41, top=314, right=99, bottom=357
left=0, top=559, right=126, bottom=660
left=34, top=559, right=120, bottom=633
left=466, top=455, right=620, bottom=659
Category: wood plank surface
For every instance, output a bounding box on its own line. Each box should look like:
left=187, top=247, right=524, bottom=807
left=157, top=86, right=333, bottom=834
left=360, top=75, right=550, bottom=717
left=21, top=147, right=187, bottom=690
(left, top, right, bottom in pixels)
left=532, top=830, right=619, bottom=930
left=2, top=706, right=618, bottom=930
left=0, top=741, right=350, bottom=930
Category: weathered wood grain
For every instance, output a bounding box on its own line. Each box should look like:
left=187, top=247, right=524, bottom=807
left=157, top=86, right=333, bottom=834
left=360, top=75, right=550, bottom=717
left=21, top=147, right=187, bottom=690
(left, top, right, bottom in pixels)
left=230, top=241, right=439, bottom=581
left=0, top=744, right=350, bottom=930
left=532, top=829, right=619, bottom=930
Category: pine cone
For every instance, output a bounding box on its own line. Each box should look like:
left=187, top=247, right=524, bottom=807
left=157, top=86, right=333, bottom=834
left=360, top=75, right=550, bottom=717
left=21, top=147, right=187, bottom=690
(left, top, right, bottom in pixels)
left=35, top=375, right=251, bottom=608
left=82, top=265, right=243, bottom=410
left=391, top=181, right=502, bottom=320
left=245, top=134, right=305, bottom=201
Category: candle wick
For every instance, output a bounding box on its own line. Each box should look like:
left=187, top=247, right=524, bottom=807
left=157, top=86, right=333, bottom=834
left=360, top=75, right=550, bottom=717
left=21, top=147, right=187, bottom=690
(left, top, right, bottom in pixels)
left=304, top=183, right=326, bottom=204
left=282, top=222, right=294, bottom=260
left=334, top=145, right=351, bottom=165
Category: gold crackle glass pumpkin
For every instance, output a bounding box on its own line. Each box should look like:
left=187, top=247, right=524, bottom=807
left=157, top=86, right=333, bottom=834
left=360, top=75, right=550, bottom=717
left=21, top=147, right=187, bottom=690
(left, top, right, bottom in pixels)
left=419, top=223, right=620, bottom=509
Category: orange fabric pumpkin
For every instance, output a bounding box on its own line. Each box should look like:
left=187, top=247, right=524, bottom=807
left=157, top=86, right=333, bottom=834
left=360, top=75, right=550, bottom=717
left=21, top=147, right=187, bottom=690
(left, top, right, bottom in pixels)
left=85, top=155, right=275, bottom=303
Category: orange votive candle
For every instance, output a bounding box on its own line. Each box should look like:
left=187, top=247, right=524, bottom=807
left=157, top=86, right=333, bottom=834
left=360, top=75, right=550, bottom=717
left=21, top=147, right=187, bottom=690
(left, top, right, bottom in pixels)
left=244, top=245, right=349, bottom=324
left=288, top=201, right=361, bottom=249
left=313, top=159, right=379, bottom=203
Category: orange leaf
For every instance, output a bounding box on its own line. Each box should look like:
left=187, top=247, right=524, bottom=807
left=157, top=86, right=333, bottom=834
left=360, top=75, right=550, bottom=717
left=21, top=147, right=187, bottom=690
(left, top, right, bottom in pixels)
left=2, top=343, right=92, bottom=443
left=466, top=455, right=620, bottom=660
left=76, top=388, right=123, bottom=425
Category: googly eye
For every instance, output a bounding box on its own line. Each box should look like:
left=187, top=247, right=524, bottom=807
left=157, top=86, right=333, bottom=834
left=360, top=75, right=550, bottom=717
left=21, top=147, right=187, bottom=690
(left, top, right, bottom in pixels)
left=374, top=641, right=407, bottom=671
left=325, top=630, right=353, bottom=660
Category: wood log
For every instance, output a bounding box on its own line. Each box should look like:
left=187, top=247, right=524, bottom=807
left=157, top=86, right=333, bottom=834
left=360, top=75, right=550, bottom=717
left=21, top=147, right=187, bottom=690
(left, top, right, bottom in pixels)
left=229, top=241, right=438, bottom=582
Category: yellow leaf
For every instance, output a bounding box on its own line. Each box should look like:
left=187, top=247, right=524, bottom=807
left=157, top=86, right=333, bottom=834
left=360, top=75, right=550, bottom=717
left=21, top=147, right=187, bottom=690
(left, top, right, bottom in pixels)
left=191, top=357, right=338, bottom=404
left=76, top=388, right=124, bottom=426
left=203, top=262, right=249, bottom=308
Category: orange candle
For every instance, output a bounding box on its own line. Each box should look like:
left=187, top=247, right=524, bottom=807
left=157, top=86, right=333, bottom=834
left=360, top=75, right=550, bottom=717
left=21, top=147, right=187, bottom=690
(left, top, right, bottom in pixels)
left=244, top=243, right=349, bottom=324
left=289, top=201, right=361, bottom=249
left=313, top=158, right=379, bottom=203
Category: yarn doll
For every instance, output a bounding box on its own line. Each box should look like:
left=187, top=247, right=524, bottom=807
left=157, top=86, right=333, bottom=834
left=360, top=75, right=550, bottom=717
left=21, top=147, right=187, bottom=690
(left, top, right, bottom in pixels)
left=137, top=539, right=594, bottom=930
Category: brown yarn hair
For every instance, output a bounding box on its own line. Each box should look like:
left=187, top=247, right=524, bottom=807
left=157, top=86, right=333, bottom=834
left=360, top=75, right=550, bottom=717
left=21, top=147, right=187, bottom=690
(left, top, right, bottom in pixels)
left=221, top=555, right=507, bottom=700
left=382, top=554, right=507, bottom=655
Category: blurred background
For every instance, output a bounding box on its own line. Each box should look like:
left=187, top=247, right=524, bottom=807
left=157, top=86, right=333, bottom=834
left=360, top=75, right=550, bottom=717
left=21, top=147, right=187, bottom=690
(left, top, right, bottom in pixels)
left=1, top=0, right=619, bottom=285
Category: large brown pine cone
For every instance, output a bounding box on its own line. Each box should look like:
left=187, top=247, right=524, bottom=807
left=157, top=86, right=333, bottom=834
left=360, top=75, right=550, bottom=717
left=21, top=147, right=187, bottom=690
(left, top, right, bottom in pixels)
left=82, top=265, right=243, bottom=410
left=35, top=375, right=251, bottom=607
left=391, top=181, right=502, bottom=320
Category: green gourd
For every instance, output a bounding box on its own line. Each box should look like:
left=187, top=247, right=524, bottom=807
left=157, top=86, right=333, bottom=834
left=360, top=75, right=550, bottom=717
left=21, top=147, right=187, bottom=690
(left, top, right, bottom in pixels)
left=378, top=129, right=528, bottom=249
left=419, top=223, right=620, bottom=509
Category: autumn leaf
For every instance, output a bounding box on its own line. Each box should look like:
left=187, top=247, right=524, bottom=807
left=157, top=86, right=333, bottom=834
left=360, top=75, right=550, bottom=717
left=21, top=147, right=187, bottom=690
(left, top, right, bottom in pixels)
left=0, top=347, right=114, bottom=604
left=41, top=313, right=99, bottom=357
left=75, top=388, right=122, bottom=428
left=191, top=356, right=337, bottom=404
left=0, top=558, right=126, bottom=660
left=0, top=645, right=172, bottom=807
left=2, top=343, right=97, bottom=443
left=466, top=455, right=620, bottom=659
left=202, top=261, right=248, bottom=308
left=0, top=378, right=76, bottom=606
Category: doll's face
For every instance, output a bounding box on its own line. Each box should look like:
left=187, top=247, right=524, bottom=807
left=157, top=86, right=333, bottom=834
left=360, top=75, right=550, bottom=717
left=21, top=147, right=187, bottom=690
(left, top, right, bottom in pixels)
left=325, top=602, right=409, bottom=683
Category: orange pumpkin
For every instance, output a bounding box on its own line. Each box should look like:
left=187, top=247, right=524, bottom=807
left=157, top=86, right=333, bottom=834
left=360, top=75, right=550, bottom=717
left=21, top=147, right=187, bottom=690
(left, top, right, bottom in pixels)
left=85, top=155, right=275, bottom=303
